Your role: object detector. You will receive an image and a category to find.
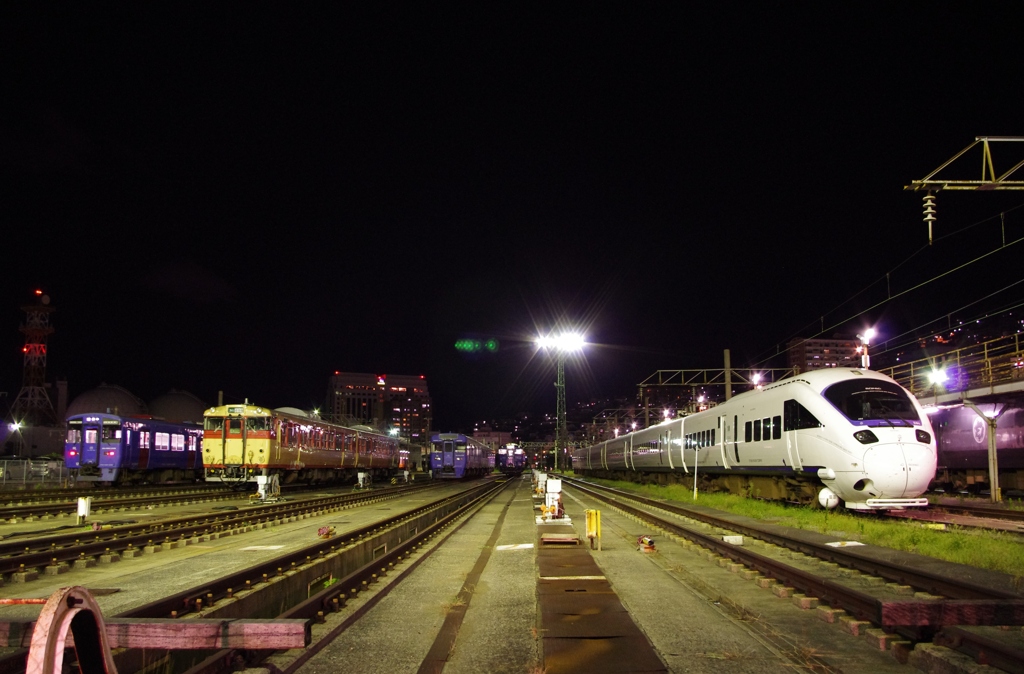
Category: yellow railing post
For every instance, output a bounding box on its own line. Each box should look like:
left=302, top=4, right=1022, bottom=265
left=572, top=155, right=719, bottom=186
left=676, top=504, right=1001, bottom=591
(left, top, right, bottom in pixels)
left=585, top=509, right=601, bottom=551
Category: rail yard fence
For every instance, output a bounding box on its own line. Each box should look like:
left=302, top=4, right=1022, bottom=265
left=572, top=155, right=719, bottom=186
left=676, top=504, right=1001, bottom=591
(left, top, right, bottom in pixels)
left=878, top=331, right=1024, bottom=397
left=0, top=460, right=69, bottom=488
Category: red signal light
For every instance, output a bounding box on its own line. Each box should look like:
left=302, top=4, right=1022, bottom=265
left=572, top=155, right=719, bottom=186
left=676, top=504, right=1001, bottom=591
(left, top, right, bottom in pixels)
left=34, top=289, right=43, bottom=295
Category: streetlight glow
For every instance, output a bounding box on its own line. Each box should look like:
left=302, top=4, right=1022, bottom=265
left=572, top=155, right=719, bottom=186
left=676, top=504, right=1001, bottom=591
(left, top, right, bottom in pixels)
left=856, top=327, right=877, bottom=369
left=536, top=332, right=586, bottom=352
left=536, top=329, right=587, bottom=472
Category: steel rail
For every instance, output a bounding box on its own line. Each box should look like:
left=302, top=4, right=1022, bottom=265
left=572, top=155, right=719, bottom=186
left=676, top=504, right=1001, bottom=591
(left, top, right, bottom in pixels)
left=118, top=481, right=496, bottom=619
left=0, top=483, right=435, bottom=577
left=563, top=477, right=1024, bottom=671
left=564, top=477, right=1021, bottom=601
left=176, top=480, right=511, bottom=674
left=0, top=481, right=495, bottom=674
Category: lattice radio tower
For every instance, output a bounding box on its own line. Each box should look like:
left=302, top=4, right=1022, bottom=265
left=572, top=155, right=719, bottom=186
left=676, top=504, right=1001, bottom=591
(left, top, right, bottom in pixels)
left=10, top=290, right=57, bottom=425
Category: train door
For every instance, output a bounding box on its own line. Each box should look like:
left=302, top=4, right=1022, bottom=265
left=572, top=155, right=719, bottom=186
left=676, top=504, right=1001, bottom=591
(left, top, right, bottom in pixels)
left=225, top=416, right=244, bottom=466
left=79, top=417, right=101, bottom=468
left=137, top=426, right=150, bottom=469
left=718, top=416, right=730, bottom=469
left=443, top=440, right=455, bottom=473
left=187, top=433, right=198, bottom=469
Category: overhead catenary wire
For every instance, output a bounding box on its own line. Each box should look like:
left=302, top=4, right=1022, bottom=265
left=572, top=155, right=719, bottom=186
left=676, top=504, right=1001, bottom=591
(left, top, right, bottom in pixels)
left=752, top=200, right=1024, bottom=369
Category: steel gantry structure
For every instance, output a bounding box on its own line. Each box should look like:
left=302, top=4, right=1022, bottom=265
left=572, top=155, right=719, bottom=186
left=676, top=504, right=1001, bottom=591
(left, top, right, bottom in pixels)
left=905, top=136, right=1024, bottom=245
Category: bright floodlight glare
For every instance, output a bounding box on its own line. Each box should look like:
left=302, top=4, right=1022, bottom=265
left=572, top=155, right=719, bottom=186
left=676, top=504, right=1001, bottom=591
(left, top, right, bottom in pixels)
left=928, top=369, right=947, bottom=385
left=536, top=332, right=586, bottom=352
left=859, top=328, right=877, bottom=344
left=751, top=373, right=762, bottom=384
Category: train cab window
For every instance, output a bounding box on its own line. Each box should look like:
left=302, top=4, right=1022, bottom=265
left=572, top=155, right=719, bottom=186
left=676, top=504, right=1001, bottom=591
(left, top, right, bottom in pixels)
left=228, top=420, right=242, bottom=434
left=246, top=417, right=269, bottom=432
left=784, top=399, right=823, bottom=430
left=822, top=380, right=919, bottom=425
left=85, top=429, right=97, bottom=444
left=744, top=421, right=752, bottom=443
left=101, top=424, right=121, bottom=442
left=204, top=417, right=225, bottom=432
left=772, top=415, right=782, bottom=439
left=753, top=419, right=762, bottom=442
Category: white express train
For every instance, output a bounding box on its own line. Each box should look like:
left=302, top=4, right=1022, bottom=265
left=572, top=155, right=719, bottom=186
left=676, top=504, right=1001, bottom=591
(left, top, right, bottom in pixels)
left=572, top=368, right=937, bottom=510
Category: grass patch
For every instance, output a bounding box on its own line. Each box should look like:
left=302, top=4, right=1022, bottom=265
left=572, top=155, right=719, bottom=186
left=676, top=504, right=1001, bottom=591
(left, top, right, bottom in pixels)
left=579, top=476, right=1024, bottom=578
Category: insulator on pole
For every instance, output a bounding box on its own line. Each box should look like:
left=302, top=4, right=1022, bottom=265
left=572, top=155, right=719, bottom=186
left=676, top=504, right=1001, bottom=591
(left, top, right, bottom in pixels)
left=923, top=192, right=937, bottom=245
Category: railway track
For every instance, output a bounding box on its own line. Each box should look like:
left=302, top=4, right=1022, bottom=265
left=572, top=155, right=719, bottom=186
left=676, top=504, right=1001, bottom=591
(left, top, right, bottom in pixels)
left=560, top=476, right=1024, bottom=674
left=0, top=483, right=437, bottom=580
left=0, top=477, right=510, bottom=674
left=0, top=483, right=232, bottom=509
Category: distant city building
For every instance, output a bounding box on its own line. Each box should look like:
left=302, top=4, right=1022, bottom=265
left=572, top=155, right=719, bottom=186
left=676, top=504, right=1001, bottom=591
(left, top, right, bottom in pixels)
left=471, top=423, right=513, bottom=449
left=787, top=337, right=860, bottom=372
left=328, top=372, right=432, bottom=442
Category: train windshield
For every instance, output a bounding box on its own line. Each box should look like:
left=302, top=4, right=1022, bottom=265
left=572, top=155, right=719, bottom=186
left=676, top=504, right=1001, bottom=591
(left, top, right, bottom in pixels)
left=823, top=379, right=920, bottom=426
left=204, top=417, right=225, bottom=431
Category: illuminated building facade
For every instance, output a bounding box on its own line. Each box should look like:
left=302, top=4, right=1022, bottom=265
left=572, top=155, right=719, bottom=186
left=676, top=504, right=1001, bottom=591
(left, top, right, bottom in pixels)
left=328, top=372, right=432, bottom=442
left=787, top=337, right=859, bottom=372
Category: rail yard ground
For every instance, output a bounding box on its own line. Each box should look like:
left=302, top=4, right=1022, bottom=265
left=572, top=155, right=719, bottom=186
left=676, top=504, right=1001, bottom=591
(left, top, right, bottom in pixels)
left=1, top=473, right=1022, bottom=673
left=576, top=475, right=1024, bottom=577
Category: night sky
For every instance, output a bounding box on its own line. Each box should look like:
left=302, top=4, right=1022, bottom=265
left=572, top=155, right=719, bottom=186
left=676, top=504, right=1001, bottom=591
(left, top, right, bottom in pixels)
left=3, top=4, right=1024, bottom=431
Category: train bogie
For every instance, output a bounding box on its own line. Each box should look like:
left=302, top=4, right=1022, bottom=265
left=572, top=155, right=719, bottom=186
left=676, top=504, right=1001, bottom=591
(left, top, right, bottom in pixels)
left=573, top=368, right=937, bottom=510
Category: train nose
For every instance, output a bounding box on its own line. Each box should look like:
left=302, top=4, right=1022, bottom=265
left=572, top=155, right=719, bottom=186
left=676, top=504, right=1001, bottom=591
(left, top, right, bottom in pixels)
left=861, top=442, right=935, bottom=498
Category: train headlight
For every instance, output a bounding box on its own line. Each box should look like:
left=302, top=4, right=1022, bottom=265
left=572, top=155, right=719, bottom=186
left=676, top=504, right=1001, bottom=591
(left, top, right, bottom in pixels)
left=915, top=429, right=931, bottom=444
left=853, top=430, right=879, bottom=444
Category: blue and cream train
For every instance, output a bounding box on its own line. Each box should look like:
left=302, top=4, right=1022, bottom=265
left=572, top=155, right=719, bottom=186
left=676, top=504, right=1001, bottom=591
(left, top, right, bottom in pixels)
left=429, top=433, right=494, bottom=478
left=572, top=368, right=938, bottom=510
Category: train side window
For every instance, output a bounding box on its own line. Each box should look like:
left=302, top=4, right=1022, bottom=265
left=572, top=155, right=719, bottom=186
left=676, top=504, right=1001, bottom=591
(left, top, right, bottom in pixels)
left=762, top=418, right=771, bottom=439
left=784, top=399, right=823, bottom=430
left=171, top=434, right=185, bottom=451
left=155, top=432, right=170, bottom=451
left=753, top=420, right=762, bottom=442
left=772, top=415, right=782, bottom=439
left=744, top=421, right=752, bottom=443
left=711, top=429, right=715, bottom=446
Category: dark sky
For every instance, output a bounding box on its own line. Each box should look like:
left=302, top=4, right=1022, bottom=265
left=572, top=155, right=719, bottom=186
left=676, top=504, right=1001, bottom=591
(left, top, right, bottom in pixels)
left=3, top=4, right=1024, bottom=430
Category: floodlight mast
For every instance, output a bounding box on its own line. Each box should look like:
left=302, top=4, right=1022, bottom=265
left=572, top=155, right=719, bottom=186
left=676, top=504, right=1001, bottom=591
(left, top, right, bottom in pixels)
left=536, top=332, right=585, bottom=472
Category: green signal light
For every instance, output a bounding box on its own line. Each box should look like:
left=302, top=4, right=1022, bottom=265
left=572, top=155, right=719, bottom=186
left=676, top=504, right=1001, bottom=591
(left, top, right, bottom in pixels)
left=455, top=338, right=498, bottom=353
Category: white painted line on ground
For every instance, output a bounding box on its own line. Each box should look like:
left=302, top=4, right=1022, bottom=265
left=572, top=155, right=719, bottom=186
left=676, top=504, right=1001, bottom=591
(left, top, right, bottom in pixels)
left=495, top=543, right=534, bottom=551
